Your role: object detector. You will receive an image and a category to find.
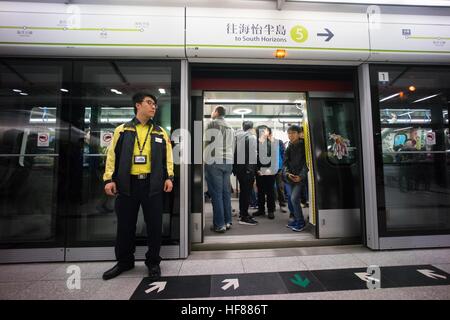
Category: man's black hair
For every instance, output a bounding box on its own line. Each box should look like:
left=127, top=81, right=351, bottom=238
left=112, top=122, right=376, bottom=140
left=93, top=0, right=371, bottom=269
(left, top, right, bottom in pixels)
left=242, top=121, right=254, bottom=131
left=215, top=106, right=226, bottom=117
left=288, top=125, right=303, bottom=133
left=132, top=92, right=158, bottom=115
left=256, top=125, right=271, bottom=137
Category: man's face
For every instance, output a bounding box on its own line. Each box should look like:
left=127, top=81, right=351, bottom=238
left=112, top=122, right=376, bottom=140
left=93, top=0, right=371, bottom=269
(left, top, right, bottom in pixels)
left=260, top=128, right=269, bottom=138
left=258, top=128, right=268, bottom=140
left=136, top=96, right=157, bottom=119
left=287, top=130, right=300, bottom=143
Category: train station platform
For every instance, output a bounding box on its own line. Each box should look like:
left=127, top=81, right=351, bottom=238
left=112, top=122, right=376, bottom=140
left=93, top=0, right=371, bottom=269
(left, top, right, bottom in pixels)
left=1, top=245, right=449, bottom=300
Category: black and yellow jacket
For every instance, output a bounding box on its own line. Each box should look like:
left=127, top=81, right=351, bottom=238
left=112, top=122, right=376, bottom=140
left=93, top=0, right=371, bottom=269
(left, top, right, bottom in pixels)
left=103, top=118, right=174, bottom=196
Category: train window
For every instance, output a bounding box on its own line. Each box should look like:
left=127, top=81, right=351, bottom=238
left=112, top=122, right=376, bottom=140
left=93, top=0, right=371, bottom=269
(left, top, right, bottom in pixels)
left=371, top=65, right=450, bottom=234
left=0, top=60, right=68, bottom=244
left=322, top=101, right=357, bottom=165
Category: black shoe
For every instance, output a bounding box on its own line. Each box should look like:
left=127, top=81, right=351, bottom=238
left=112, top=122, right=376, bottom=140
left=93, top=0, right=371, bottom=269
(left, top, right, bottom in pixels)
left=268, top=211, right=275, bottom=219
left=148, top=264, right=161, bottom=281
left=252, top=211, right=265, bottom=217
left=239, top=216, right=258, bottom=225
left=102, top=263, right=134, bottom=281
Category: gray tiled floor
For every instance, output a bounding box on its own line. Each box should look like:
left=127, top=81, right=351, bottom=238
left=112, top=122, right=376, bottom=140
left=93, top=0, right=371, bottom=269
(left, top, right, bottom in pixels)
left=1, top=246, right=450, bottom=300
left=178, top=258, right=245, bottom=276
left=40, top=260, right=184, bottom=281
left=242, top=256, right=308, bottom=273
left=89, top=277, right=143, bottom=300
left=42, top=262, right=114, bottom=281
left=417, top=249, right=450, bottom=264
left=0, top=263, right=61, bottom=283
left=353, top=249, right=449, bottom=267
left=0, top=282, right=34, bottom=300
left=299, top=253, right=368, bottom=270
left=14, top=279, right=104, bottom=300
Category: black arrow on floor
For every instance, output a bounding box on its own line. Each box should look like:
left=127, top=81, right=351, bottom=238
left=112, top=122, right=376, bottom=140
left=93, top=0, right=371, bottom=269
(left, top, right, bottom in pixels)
left=317, top=28, right=334, bottom=41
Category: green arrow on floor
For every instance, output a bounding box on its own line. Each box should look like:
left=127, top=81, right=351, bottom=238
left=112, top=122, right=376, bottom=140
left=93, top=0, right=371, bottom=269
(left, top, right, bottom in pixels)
left=290, top=274, right=310, bottom=288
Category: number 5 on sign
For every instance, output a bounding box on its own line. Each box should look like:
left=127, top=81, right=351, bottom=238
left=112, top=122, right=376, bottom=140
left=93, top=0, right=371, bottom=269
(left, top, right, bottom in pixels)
left=290, top=25, right=308, bottom=43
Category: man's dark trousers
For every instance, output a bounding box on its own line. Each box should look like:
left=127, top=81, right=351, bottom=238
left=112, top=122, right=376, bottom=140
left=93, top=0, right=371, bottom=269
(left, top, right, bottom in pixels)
left=114, top=176, right=163, bottom=268
left=256, top=175, right=276, bottom=213
left=236, top=171, right=255, bottom=218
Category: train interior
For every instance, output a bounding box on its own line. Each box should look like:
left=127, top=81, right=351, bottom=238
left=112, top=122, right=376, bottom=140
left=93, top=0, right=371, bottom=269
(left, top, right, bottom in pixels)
left=202, top=91, right=316, bottom=243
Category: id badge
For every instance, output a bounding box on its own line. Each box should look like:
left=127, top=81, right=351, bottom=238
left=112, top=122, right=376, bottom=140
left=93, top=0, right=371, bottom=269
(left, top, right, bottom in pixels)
left=134, top=155, right=147, bottom=164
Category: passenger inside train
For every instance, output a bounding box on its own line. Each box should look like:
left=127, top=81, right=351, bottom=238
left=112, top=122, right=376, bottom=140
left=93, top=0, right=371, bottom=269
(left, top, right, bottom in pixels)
left=202, top=91, right=313, bottom=241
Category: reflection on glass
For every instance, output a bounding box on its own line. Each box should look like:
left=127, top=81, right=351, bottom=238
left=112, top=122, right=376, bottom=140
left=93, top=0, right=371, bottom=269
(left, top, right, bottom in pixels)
left=380, top=109, right=431, bottom=124
left=0, top=62, right=63, bottom=243
left=323, top=102, right=357, bottom=165
left=381, top=126, right=434, bottom=163
left=373, top=65, right=450, bottom=234
left=79, top=106, right=133, bottom=241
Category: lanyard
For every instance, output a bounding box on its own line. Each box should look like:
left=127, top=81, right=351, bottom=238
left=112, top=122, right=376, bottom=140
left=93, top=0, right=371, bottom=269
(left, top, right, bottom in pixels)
left=134, top=124, right=153, bottom=156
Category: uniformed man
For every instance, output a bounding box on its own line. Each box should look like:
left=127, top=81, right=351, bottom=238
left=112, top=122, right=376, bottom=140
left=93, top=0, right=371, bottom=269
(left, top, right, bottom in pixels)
left=102, top=92, right=174, bottom=281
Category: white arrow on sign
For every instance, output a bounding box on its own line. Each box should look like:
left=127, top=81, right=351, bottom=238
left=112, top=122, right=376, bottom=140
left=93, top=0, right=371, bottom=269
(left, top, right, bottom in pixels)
left=417, top=269, right=447, bottom=280
left=145, top=281, right=167, bottom=294
left=221, top=278, right=239, bottom=291
left=355, top=272, right=380, bottom=283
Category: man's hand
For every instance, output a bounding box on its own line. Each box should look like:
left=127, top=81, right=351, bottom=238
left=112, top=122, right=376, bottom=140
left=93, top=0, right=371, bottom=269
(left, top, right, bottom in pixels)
left=289, top=174, right=301, bottom=183
left=105, top=182, right=117, bottom=196
left=164, top=179, right=173, bottom=193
